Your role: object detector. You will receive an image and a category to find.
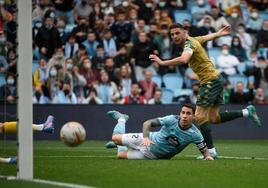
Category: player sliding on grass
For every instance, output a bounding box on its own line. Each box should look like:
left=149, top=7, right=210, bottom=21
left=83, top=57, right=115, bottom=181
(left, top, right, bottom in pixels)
left=107, top=104, right=213, bottom=160
left=0, top=115, right=55, bottom=164
left=149, top=24, right=262, bottom=159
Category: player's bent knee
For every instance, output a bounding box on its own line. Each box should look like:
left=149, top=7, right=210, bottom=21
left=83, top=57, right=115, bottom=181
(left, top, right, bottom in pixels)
left=112, top=134, right=122, bottom=145
left=117, top=152, right=127, bottom=159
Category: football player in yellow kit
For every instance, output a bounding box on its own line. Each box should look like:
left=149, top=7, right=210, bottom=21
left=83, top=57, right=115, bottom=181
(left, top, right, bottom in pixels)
left=0, top=115, right=54, bottom=164
left=149, top=24, right=261, bottom=159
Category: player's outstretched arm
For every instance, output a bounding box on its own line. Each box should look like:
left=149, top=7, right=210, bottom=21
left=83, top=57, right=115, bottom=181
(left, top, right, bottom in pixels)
left=149, top=51, right=192, bottom=66
left=202, top=147, right=214, bottom=160
left=201, top=25, right=231, bottom=43
left=196, top=141, right=214, bottom=160
left=142, top=118, right=161, bottom=146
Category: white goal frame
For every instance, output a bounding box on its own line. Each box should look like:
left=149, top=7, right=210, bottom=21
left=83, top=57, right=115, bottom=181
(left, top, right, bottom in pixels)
left=17, top=0, right=33, bottom=179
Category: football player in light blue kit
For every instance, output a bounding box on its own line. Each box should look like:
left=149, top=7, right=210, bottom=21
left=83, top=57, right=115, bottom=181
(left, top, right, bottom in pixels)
left=108, top=104, right=213, bottom=160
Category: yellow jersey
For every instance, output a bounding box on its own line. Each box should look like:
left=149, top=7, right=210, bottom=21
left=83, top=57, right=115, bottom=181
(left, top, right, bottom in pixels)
left=184, top=36, right=219, bottom=84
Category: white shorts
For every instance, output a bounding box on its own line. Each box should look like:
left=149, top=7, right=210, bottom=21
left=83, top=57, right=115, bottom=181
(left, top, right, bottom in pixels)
left=121, top=133, right=157, bottom=160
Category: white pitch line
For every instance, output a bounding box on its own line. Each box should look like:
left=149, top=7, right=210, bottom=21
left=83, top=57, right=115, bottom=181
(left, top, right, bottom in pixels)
left=34, top=155, right=268, bottom=160
left=29, top=179, right=96, bottom=188
left=183, top=155, right=268, bottom=160
left=1, top=176, right=96, bottom=188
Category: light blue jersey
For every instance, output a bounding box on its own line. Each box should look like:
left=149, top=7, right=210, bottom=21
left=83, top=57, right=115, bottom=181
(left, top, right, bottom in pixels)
left=149, top=115, right=204, bottom=159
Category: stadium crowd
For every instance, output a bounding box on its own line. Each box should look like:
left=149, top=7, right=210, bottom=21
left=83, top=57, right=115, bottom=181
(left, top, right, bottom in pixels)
left=0, top=0, right=267, bottom=105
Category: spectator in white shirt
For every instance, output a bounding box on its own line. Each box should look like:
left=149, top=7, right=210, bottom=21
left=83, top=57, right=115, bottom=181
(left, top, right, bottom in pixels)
left=217, top=45, right=240, bottom=78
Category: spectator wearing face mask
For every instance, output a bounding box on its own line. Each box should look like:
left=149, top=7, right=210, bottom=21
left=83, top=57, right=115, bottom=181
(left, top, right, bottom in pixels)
left=0, top=74, right=17, bottom=104
left=226, top=7, right=244, bottom=34
left=47, top=47, right=66, bottom=70
left=47, top=65, right=60, bottom=99
left=156, top=0, right=169, bottom=11
left=6, top=48, right=17, bottom=75
left=216, top=44, right=240, bottom=78
left=133, top=0, right=155, bottom=25
left=197, top=15, right=217, bottom=49
left=114, top=0, right=134, bottom=18
left=34, top=11, right=62, bottom=60
left=60, top=58, right=74, bottom=84
left=229, top=36, right=248, bottom=62
left=32, top=86, right=51, bottom=104
left=32, top=19, right=43, bottom=40
left=52, top=82, right=77, bottom=104
left=56, top=19, right=68, bottom=44
left=191, top=0, right=211, bottom=24
left=182, top=19, right=202, bottom=37
left=246, top=8, right=263, bottom=34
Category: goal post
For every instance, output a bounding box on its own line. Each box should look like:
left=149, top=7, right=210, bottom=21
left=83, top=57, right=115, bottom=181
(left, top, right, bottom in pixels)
left=17, top=0, right=33, bottom=179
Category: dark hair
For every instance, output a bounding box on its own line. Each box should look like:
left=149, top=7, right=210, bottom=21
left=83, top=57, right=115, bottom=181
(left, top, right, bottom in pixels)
left=169, top=23, right=184, bottom=31
left=181, top=103, right=196, bottom=113
left=78, top=44, right=86, bottom=50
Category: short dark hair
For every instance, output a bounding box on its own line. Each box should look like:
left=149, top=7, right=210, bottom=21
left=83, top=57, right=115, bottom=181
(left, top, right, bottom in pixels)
left=169, top=23, right=184, bottom=31
left=181, top=103, right=196, bottom=114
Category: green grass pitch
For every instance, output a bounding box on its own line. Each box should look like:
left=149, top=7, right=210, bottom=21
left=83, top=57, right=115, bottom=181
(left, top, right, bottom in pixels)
left=1, top=140, right=268, bottom=188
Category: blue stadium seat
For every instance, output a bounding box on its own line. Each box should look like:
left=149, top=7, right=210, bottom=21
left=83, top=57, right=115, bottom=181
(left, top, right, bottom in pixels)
left=0, top=73, right=6, bottom=86
left=208, top=48, right=221, bottom=65
left=228, top=75, right=248, bottom=87
left=174, top=10, right=192, bottom=24
left=177, top=89, right=193, bottom=96
left=161, top=88, right=174, bottom=104
left=236, top=63, right=246, bottom=75
left=162, top=73, right=183, bottom=97
left=152, top=75, right=162, bottom=88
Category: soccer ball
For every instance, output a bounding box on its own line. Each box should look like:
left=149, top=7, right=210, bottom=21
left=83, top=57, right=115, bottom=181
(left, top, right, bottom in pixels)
left=60, top=121, right=86, bottom=147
